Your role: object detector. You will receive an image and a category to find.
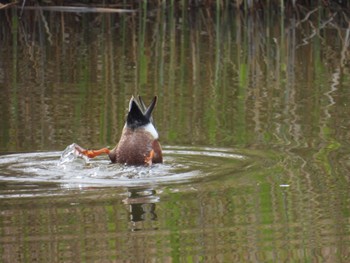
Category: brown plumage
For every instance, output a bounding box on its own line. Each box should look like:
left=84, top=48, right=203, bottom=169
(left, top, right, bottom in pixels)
left=109, top=123, right=163, bottom=165
left=75, top=96, right=163, bottom=166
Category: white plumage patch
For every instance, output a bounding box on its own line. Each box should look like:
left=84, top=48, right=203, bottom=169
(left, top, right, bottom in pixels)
left=144, top=123, right=159, bottom=139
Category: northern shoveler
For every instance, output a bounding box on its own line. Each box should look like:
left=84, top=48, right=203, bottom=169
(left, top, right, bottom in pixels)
left=75, top=96, right=163, bottom=165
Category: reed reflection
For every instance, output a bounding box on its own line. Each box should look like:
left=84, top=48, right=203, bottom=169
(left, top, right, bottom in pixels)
left=0, top=6, right=349, bottom=151
left=0, top=4, right=350, bottom=262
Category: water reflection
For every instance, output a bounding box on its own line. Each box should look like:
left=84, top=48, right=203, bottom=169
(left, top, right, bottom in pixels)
left=0, top=7, right=349, bottom=152
left=123, top=188, right=159, bottom=231
left=0, top=147, right=349, bottom=261
left=0, top=4, right=350, bottom=262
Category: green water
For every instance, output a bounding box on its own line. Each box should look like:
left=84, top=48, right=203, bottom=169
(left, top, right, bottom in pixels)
left=0, top=6, right=350, bottom=262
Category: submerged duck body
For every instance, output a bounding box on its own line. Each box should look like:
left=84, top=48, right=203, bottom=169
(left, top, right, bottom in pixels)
left=75, top=96, right=162, bottom=166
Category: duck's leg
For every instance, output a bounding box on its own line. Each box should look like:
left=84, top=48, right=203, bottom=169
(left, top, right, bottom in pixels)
left=75, top=144, right=110, bottom=158
left=144, top=149, right=155, bottom=166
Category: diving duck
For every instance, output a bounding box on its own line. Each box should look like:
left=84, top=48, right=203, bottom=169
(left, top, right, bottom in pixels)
left=75, top=96, right=163, bottom=165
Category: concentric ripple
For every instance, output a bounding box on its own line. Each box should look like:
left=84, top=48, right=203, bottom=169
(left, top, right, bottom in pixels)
left=0, top=145, right=271, bottom=197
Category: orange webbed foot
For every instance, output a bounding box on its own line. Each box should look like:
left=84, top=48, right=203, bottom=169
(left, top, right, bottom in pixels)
left=74, top=144, right=110, bottom=159
left=145, top=149, right=155, bottom=166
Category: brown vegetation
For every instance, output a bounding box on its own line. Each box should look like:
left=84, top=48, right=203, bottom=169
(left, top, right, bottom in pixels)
left=1, top=0, right=349, bottom=12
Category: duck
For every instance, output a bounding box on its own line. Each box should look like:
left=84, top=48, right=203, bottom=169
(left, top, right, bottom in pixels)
left=75, top=96, right=163, bottom=165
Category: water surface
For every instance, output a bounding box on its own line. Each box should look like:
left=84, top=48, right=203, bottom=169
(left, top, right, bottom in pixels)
left=1, top=5, right=350, bottom=262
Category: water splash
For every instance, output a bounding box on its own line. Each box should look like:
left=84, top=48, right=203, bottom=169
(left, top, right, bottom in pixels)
left=58, top=143, right=89, bottom=165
